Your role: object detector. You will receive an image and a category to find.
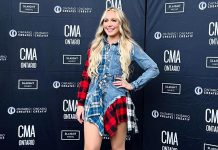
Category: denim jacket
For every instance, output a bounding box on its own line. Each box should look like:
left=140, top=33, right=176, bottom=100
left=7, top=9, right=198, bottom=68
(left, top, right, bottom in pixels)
left=84, top=40, right=159, bottom=122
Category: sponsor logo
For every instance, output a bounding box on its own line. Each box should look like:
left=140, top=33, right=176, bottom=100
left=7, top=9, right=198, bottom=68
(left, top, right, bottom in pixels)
left=164, top=50, right=181, bottom=72
left=205, top=108, right=218, bottom=133
left=20, top=48, right=37, bottom=69
left=204, top=143, right=218, bottom=150
left=199, top=1, right=218, bottom=10
left=63, top=55, right=81, bottom=65
left=53, top=81, right=79, bottom=89
left=195, top=86, right=218, bottom=96
left=19, top=3, right=39, bottom=13
left=0, top=55, right=7, bottom=61
left=9, top=29, right=48, bottom=38
left=154, top=31, right=193, bottom=39
left=64, top=25, right=81, bottom=45
left=18, top=79, right=38, bottom=90
left=54, top=6, right=92, bottom=14
left=165, top=2, right=185, bottom=13
left=206, top=57, right=218, bottom=68
left=162, top=83, right=181, bottom=94
left=63, top=99, right=77, bottom=120
left=151, top=110, right=190, bottom=121
left=209, top=22, right=218, bottom=46
left=161, top=130, right=178, bottom=150
left=61, top=130, right=80, bottom=140
left=106, top=0, right=122, bottom=10
left=18, top=125, right=35, bottom=146
left=0, top=134, right=5, bottom=140
left=8, top=107, right=47, bottom=115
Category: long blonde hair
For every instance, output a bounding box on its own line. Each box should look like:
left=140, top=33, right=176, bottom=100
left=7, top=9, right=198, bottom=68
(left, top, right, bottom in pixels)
left=88, top=7, right=134, bottom=79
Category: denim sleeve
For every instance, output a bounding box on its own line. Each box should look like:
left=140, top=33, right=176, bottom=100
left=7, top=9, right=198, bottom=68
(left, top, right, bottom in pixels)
left=130, top=44, right=159, bottom=91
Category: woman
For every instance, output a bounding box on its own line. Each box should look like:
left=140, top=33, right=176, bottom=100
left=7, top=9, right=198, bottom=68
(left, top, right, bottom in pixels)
left=76, top=7, right=159, bottom=150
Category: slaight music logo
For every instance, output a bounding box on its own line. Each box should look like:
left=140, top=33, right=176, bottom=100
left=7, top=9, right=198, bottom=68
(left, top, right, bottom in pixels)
left=19, top=2, right=39, bottom=13
left=161, top=130, right=179, bottom=150
left=209, top=22, right=218, bottom=46
left=162, top=83, right=181, bottom=94
left=154, top=31, right=193, bottom=39
left=199, top=1, right=218, bottom=10
left=151, top=110, right=190, bottom=121
left=164, top=50, right=181, bottom=72
left=18, top=125, right=35, bottom=146
left=106, top=0, right=122, bottom=9
left=64, top=25, right=81, bottom=45
left=63, top=55, right=81, bottom=65
left=54, top=6, right=92, bottom=14
left=165, top=2, right=185, bottom=13
left=63, top=99, right=77, bottom=120
left=61, top=130, right=80, bottom=140
left=206, top=57, right=218, bottom=68
left=20, top=48, right=37, bottom=69
left=205, top=108, right=218, bottom=133
left=204, top=143, right=218, bottom=150
left=18, top=79, right=38, bottom=90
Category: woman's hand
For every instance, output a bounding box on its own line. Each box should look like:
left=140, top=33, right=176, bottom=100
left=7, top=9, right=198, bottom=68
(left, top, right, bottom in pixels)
left=113, top=77, right=133, bottom=91
left=76, top=106, right=84, bottom=124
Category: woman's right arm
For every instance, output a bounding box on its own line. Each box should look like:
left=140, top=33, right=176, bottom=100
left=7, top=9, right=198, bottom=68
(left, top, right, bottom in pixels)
left=77, top=49, right=91, bottom=106
left=76, top=49, right=91, bottom=124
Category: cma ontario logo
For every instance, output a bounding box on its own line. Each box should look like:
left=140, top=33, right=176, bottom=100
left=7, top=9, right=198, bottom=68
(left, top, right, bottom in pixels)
left=106, top=0, right=122, bottom=9
left=161, top=130, right=178, bottom=150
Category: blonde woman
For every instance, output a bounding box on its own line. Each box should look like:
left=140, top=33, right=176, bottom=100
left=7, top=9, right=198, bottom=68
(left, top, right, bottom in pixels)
left=76, top=7, right=159, bottom=150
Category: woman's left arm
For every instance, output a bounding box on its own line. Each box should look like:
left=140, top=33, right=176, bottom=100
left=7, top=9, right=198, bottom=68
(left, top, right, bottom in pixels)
left=130, top=44, right=159, bottom=91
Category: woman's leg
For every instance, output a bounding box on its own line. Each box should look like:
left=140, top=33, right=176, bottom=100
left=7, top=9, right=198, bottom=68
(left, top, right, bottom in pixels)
left=110, top=122, right=127, bottom=150
left=84, top=121, right=102, bottom=150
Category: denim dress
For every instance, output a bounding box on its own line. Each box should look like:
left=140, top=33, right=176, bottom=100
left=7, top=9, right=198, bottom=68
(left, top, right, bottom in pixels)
left=84, top=39, right=159, bottom=136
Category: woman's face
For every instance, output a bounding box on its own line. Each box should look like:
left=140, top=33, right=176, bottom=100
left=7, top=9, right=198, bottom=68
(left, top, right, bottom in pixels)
left=103, top=10, right=120, bottom=39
